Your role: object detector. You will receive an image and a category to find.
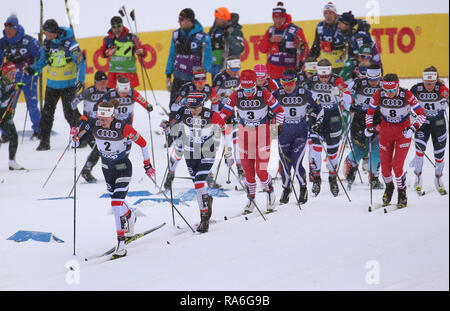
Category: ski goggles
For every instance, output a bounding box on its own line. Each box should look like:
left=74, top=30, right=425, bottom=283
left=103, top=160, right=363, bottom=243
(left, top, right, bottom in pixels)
left=280, top=76, right=297, bottom=87
left=242, top=87, right=255, bottom=93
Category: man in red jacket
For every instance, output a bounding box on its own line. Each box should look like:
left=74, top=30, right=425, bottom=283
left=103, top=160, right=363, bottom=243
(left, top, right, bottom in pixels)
left=365, top=73, right=426, bottom=208
left=99, top=16, right=146, bottom=88
left=259, top=2, right=309, bottom=80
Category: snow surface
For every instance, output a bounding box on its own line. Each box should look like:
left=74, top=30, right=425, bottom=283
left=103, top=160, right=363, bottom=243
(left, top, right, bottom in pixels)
left=0, top=79, right=448, bottom=291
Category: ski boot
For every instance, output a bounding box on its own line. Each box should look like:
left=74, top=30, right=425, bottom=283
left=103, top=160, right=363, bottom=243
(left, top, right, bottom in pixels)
left=308, top=162, right=314, bottom=182
left=237, top=164, right=245, bottom=180
left=206, top=173, right=222, bottom=189
left=164, top=171, right=175, bottom=190
left=124, top=208, right=137, bottom=238
left=112, top=236, right=127, bottom=259
left=435, top=174, right=447, bottom=195
left=362, top=157, right=369, bottom=173
left=30, top=132, right=41, bottom=141
left=266, top=182, right=276, bottom=213
left=397, top=188, right=407, bottom=208
left=299, top=184, right=308, bottom=204
left=414, top=171, right=423, bottom=195
left=279, top=186, right=291, bottom=205
left=383, top=181, right=395, bottom=206
left=0, top=134, right=9, bottom=143
left=311, top=175, right=321, bottom=196
left=329, top=175, right=339, bottom=197
left=344, top=159, right=357, bottom=189
left=369, top=174, right=384, bottom=190
left=243, top=187, right=257, bottom=214
left=197, top=194, right=213, bottom=233
left=81, top=168, right=97, bottom=183
left=36, top=139, right=50, bottom=151
left=8, top=160, right=25, bottom=171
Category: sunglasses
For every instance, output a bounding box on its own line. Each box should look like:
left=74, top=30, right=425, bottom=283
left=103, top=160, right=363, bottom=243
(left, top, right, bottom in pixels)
left=318, top=74, right=331, bottom=79
left=242, top=87, right=255, bottom=93
left=383, top=88, right=397, bottom=94
left=4, top=22, right=15, bottom=28
left=178, top=16, right=187, bottom=22
left=359, top=54, right=372, bottom=60
left=280, top=77, right=297, bottom=85
left=111, top=23, right=123, bottom=29
left=229, top=67, right=240, bottom=72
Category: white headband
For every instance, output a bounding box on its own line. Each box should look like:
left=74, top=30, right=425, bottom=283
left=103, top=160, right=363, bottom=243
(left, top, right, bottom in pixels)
left=97, top=106, right=115, bottom=117
left=423, top=71, right=438, bottom=82
left=227, top=59, right=241, bottom=69
left=317, top=65, right=332, bottom=75
left=304, top=62, right=318, bottom=72
left=366, top=68, right=381, bottom=79
left=117, top=81, right=131, bottom=93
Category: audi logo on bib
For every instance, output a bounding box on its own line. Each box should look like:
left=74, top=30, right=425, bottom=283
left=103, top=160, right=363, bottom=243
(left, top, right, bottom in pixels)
left=282, top=97, right=303, bottom=105
left=313, top=83, right=332, bottom=91
left=362, top=87, right=378, bottom=96
left=224, top=80, right=239, bottom=88
left=186, top=117, right=207, bottom=127
left=239, top=99, right=262, bottom=108
left=96, top=129, right=119, bottom=138
left=418, top=93, right=439, bottom=101
left=118, top=97, right=132, bottom=105
left=382, top=98, right=404, bottom=107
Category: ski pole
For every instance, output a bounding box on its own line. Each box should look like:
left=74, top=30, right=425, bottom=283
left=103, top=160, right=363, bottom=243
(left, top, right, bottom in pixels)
left=278, top=144, right=301, bottom=210
left=148, top=173, right=195, bottom=233
left=229, top=167, right=267, bottom=221
left=335, top=112, right=354, bottom=174
left=73, top=135, right=77, bottom=256
left=42, top=138, right=72, bottom=188
left=345, top=131, right=364, bottom=184
left=164, top=133, right=175, bottom=226
left=414, top=140, right=436, bottom=168
left=318, top=138, right=352, bottom=202
left=368, top=136, right=373, bottom=212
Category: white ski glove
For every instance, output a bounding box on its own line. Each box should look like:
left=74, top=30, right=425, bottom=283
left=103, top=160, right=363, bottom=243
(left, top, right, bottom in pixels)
left=331, top=86, right=340, bottom=96
left=403, top=126, right=416, bottom=139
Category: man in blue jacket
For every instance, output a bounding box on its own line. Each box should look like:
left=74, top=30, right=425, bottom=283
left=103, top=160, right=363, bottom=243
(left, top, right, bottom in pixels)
left=165, top=8, right=212, bottom=116
left=28, top=19, right=86, bottom=151
left=0, top=15, right=44, bottom=141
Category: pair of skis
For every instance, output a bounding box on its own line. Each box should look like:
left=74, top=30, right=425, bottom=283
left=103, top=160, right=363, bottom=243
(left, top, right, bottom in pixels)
left=84, top=222, right=166, bottom=262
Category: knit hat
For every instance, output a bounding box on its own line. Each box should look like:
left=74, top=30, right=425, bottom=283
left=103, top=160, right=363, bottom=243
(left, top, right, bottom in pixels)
left=4, top=15, right=19, bottom=30
left=272, top=1, right=287, bottom=18
left=110, top=16, right=123, bottom=27
left=240, top=70, right=257, bottom=89
left=323, top=2, right=337, bottom=14
left=1, top=62, right=17, bottom=74
left=179, top=8, right=195, bottom=23
left=338, top=11, right=356, bottom=27
left=254, top=64, right=267, bottom=78
left=43, top=19, right=60, bottom=34
left=215, top=7, right=231, bottom=21
left=94, top=71, right=108, bottom=82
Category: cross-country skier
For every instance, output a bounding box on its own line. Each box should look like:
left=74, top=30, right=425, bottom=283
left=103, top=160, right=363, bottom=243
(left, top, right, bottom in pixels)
left=95, top=75, right=153, bottom=125
left=161, top=92, right=233, bottom=233
left=344, top=63, right=383, bottom=190
left=410, top=66, right=449, bottom=195
left=0, top=62, right=25, bottom=170
left=220, top=69, right=285, bottom=214
left=71, top=70, right=111, bottom=183
left=72, top=99, right=155, bottom=259
left=365, top=73, right=426, bottom=208
left=273, top=69, right=323, bottom=204
left=163, top=66, right=215, bottom=190
left=305, top=59, right=352, bottom=197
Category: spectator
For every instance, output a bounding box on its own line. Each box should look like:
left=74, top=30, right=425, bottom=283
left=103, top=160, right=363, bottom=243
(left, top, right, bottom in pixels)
left=165, top=8, right=212, bottom=113
left=0, top=15, right=44, bottom=141
left=99, top=16, right=146, bottom=89
left=30, top=19, right=86, bottom=151
left=209, top=7, right=245, bottom=77
left=259, top=2, right=310, bottom=79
